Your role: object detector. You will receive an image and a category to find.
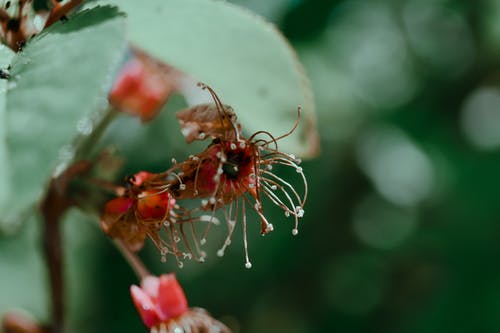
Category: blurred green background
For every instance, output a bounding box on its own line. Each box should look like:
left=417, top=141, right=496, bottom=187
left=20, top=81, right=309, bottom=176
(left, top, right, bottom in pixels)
left=3, top=0, right=500, bottom=332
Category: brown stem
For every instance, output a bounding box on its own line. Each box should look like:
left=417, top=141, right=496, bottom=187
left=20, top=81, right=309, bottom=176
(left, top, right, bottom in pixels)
left=39, top=162, right=91, bottom=333
left=114, top=239, right=150, bottom=280
left=40, top=186, right=67, bottom=333
left=44, top=0, right=84, bottom=28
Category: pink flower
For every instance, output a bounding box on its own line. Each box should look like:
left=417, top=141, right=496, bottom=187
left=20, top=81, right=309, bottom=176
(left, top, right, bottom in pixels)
left=130, top=274, right=230, bottom=333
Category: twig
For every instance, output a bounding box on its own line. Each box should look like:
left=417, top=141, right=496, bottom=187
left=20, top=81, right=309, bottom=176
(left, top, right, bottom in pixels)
left=114, top=239, right=151, bottom=280
left=39, top=161, right=91, bottom=333
left=44, top=0, right=84, bottom=28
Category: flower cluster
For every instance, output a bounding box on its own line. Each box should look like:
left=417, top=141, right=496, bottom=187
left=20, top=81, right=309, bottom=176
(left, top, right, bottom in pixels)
left=102, top=83, right=307, bottom=268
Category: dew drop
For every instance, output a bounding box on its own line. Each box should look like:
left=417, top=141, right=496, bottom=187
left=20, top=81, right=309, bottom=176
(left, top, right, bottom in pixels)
left=239, top=142, right=246, bottom=148
left=179, top=184, right=186, bottom=191
left=230, top=143, right=237, bottom=150
left=160, top=256, right=167, bottom=263
left=245, top=261, right=252, bottom=269
left=271, top=185, right=278, bottom=190
left=76, top=117, right=93, bottom=135
left=200, top=238, right=207, bottom=245
left=217, top=249, right=224, bottom=257
left=174, top=236, right=181, bottom=243
left=177, top=261, right=184, bottom=268
left=292, top=228, right=299, bottom=236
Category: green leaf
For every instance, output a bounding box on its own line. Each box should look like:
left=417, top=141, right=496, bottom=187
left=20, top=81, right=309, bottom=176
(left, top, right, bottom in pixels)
left=0, top=46, right=15, bottom=226
left=0, top=6, right=127, bottom=231
left=97, top=0, right=319, bottom=157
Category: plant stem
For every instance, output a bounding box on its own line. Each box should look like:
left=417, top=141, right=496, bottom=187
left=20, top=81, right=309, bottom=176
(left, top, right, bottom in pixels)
left=44, top=0, right=85, bottom=28
left=114, top=239, right=151, bottom=280
left=40, top=162, right=91, bottom=333
left=40, top=187, right=68, bottom=333
left=74, top=108, right=118, bottom=161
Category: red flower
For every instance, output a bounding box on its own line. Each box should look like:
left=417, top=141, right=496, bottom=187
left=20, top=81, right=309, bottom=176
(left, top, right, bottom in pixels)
left=101, top=171, right=213, bottom=265
left=161, top=85, right=308, bottom=268
left=130, top=274, right=230, bottom=333
left=130, top=274, right=188, bottom=328
left=101, top=172, right=176, bottom=253
left=108, top=49, right=185, bottom=122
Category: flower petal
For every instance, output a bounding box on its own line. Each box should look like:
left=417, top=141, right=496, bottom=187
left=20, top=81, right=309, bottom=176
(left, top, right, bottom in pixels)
left=130, top=285, right=160, bottom=328
left=141, top=275, right=160, bottom=298
left=157, top=274, right=188, bottom=320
